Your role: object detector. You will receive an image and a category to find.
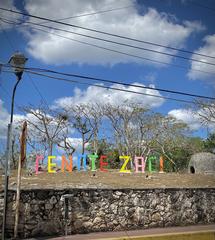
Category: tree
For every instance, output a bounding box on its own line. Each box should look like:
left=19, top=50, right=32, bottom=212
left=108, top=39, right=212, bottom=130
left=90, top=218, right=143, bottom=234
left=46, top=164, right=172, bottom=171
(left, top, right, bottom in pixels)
left=87, top=138, right=121, bottom=169
left=194, top=100, right=215, bottom=126
left=103, top=103, right=148, bottom=159
left=152, top=116, right=190, bottom=168
left=62, top=104, right=102, bottom=156
left=204, top=133, right=215, bottom=153
left=22, top=104, right=69, bottom=157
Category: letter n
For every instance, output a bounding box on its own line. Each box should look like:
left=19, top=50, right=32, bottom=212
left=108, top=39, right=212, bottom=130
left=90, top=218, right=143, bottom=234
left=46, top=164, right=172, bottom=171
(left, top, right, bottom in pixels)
left=61, top=155, right=73, bottom=172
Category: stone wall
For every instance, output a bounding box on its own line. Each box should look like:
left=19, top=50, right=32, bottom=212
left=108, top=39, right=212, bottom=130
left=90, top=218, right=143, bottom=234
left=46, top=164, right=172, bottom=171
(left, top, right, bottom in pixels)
left=0, top=188, right=215, bottom=238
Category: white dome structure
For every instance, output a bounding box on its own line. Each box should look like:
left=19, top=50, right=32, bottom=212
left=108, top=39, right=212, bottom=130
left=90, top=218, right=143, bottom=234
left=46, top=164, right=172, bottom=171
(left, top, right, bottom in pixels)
left=188, top=152, right=215, bottom=174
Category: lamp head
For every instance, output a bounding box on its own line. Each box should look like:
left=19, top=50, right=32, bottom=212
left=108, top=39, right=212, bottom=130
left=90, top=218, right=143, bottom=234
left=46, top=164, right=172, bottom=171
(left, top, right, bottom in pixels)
left=9, top=52, right=28, bottom=79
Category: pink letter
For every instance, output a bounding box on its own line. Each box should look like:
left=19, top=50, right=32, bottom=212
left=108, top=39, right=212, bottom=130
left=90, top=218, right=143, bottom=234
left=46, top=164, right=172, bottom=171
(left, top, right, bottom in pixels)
left=134, top=156, right=145, bottom=173
left=35, top=155, right=44, bottom=174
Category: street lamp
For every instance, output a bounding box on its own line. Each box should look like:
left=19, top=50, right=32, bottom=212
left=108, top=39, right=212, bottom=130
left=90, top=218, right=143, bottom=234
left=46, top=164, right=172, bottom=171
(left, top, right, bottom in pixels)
left=8, top=52, right=28, bottom=122
left=2, top=52, right=28, bottom=240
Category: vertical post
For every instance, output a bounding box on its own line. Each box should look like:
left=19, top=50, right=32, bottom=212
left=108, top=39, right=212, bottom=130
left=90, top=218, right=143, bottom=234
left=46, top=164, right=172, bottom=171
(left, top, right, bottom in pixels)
left=2, top=53, right=27, bottom=239
left=13, top=154, right=22, bottom=239
left=14, top=121, right=27, bottom=238
left=2, top=124, right=12, bottom=240
left=159, top=156, right=164, bottom=173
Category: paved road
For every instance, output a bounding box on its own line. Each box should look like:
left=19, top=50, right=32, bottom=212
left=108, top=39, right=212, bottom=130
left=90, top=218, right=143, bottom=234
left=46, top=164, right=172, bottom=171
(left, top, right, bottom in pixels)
left=28, top=224, right=215, bottom=240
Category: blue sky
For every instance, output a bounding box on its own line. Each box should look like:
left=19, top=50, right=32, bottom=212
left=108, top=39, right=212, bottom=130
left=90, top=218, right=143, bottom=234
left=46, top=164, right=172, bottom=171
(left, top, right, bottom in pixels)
left=0, top=0, right=215, bottom=149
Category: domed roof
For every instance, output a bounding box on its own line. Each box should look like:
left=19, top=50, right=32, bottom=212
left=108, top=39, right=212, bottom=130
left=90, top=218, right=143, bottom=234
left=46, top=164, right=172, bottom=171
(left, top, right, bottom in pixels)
left=188, top=152, right=215, bottom=174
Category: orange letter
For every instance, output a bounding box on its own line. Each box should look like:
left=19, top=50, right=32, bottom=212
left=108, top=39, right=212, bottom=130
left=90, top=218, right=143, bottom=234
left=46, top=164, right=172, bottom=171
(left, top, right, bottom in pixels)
left=159, top=156, right=164, bottom=173
left=61, top=155, right=73, bottom=172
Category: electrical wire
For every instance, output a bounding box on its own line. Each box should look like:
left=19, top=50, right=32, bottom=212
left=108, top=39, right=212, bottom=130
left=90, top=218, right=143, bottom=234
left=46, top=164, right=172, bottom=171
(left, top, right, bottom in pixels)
left=38, top=4, right=134, bottom=24
left=189, top=0, right=215, bottom=12
left=0, top=22, right=50, bottom=109
left=2, top=69, right=195, bottom=104
left=0, top=83, right=20, bottom=110
left=0, top=6, right=215, bottom=61
left=2, top=17, right=215, bottom=67
left=2, top=64, right=214, bottom=101
left=23, top=70, right=196, bottom=104
left=1, top=18, right=215, bottom=77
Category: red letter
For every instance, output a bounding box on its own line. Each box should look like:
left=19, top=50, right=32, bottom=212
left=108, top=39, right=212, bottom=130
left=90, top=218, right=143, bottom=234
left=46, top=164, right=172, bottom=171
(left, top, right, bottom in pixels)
left=100, top=155, right=108, bottom=172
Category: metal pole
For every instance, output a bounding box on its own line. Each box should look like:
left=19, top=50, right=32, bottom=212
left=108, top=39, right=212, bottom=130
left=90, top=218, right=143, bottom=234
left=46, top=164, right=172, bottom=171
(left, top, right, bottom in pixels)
left=2, top=124, right=11, bottom=240
left=2, top=75, right=22, bottom=240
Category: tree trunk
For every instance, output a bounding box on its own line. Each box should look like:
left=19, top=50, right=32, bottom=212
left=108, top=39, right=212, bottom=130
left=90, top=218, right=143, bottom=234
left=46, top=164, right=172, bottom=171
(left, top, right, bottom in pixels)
left=48, top=140, right=53, bottom=156
left=81, top=133, right=85, bottom=168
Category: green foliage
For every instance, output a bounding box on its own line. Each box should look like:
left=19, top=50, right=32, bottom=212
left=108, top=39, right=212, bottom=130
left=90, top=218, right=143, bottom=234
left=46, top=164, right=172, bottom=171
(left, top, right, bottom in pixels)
left=204, top=133, right=215, bottom=153
left=170, top=148, right=191, bottom=172
left=87, top=139, right=120, bottom=169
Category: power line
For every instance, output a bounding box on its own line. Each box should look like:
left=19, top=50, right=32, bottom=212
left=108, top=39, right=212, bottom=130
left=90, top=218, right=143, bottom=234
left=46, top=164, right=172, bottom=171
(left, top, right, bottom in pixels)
left=23, top=70, right=196, bottom=104
left=3, top=65, right=215, bottom=100
left=2, top=68, right=195, bottom=104
left=1, top=6, right=215, bottom=61
left=0, top=82, right=20, bottom=110
left=29, top=68, right=215, bottom=100
left=2, top=17, right=215, bottom=67
left=4, top=64, right=215, bottom=101
left=189, top=0, right=215, bottom=12
left=27, top=73, right=50, bottom=108
left=0, top=22, right=50, bottom=109
left=1, top=18, right=215, bottom=77
left=38, top=4, right=134, bottom=24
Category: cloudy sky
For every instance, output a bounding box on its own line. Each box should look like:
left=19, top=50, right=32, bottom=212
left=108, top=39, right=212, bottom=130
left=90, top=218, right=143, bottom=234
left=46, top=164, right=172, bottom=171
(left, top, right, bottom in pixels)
left=0, top=0, right=215, bottom=147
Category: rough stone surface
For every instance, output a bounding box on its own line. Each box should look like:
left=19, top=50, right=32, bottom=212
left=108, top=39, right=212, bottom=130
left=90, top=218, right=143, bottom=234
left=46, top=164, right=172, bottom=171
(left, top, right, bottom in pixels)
left=188, top=152, right=215, bottom=174
left=0, top=188, right=214, bottom=238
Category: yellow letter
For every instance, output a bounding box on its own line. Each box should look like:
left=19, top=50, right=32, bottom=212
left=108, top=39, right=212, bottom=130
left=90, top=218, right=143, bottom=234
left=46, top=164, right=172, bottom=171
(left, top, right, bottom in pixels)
left=119, top=156, right=131, bottom=173
left=48, top=156, right=57, bottom=173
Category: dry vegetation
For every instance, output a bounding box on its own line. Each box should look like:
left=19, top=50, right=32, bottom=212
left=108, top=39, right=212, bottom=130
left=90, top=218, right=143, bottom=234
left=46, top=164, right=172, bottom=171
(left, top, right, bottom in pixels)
left=1, top=170, right=215, bottom=190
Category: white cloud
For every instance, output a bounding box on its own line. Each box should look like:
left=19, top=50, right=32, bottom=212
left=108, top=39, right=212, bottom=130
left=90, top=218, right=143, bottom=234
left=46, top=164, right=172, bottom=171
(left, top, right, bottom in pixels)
left=21, top=0, right=203, bottom=65
left=65, top=138, right=84, bottom=150
left=0, top=0, right=22, bottom=30
left=188, top=34, right=215, bottom=83
left=168, top=108, right=202, bottom=130
left=54, top=82, right=165, bottom=109
left=142, top=72, right=157, bottom=83
left=58, top=137, right=89, bottom=152
left=0, top=99, right=26, bottom=139
left=183, top=20, right=206, bottom=33
left=168, top=108, right=215, bottom=131
left=0, top=99, right=9, bottom=139
left=0, top=99, right=67, bottom=142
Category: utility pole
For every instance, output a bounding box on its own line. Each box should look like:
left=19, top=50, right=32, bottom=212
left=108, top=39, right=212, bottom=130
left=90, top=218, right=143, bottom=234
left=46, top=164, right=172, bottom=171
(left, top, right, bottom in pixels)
left=14, top=121, right=27, bottom=239
left=2, top=52, right=27, bottom=240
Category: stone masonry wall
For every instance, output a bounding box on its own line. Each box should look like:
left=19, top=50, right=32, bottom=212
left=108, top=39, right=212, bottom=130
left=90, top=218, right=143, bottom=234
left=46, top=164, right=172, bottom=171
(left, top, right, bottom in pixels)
left=0, top=188, right=215, bottom=238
